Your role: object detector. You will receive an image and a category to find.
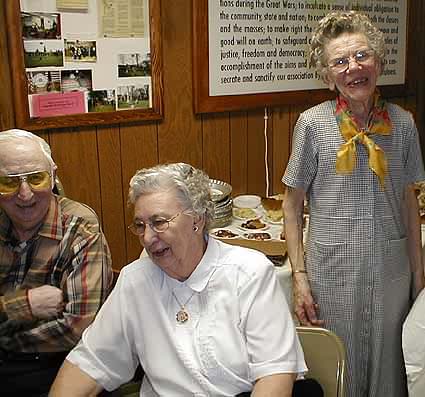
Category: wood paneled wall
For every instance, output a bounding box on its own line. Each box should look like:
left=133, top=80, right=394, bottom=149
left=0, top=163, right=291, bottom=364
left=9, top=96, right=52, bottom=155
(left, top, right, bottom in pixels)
left=0, top=0, right=424, bottom=270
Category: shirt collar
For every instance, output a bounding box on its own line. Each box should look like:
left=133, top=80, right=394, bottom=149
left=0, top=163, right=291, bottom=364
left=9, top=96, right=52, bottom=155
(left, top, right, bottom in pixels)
left=166, top=237, right=220, bottom=293
left=185, top=237, right=219, bottom=292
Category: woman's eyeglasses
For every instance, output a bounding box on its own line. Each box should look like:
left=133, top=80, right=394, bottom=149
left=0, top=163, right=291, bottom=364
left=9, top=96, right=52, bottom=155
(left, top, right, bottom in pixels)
left=328, top=49, right=375, bottom=74
left=0, top=170, right=51, bottom=196
left=128, top=211, right=185, bottom=236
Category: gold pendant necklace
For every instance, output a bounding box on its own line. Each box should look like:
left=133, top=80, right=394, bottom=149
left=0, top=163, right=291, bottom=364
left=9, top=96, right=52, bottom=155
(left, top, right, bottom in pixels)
left=172, top=290, right=196, bottom=324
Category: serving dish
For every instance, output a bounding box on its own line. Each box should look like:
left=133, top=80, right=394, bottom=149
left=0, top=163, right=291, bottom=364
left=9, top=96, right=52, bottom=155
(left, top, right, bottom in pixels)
left=264, top=209, right=284, bottom=224
left=239, top=218, right=268, bottom=231
left=243, top=232, right=272, bottom=240
left=232, top=207, right=258, bottom=220
left=210, top=228, right=239, bottom=239
left=233, top=194, right=261, bottom=209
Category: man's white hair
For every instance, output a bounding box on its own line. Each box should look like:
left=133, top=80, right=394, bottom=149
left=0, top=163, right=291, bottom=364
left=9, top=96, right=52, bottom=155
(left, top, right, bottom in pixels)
left=0, top=128, right=57, bottom=169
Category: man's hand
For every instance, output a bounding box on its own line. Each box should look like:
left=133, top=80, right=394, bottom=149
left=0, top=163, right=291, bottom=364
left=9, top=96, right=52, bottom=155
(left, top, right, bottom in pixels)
left=28, top=285, right=64, bottom=319
left=293, top=274, right=324, bottom=326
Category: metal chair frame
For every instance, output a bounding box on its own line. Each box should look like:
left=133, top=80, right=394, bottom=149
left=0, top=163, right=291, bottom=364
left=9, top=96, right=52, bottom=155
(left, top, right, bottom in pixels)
left=296, top=326, right=346, bottom=397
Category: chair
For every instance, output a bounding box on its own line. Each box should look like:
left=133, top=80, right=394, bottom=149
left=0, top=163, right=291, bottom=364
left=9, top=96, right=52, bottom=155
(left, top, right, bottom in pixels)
left=296, top=326, right=346, bottom=397
left=101, top=381, right=140, bottom=397
left=53, top=175, right=65, bottom=196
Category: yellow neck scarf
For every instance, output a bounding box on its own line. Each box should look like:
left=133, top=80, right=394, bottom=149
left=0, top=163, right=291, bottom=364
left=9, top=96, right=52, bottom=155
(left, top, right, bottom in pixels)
left=335, top=93, right=392, bottom=187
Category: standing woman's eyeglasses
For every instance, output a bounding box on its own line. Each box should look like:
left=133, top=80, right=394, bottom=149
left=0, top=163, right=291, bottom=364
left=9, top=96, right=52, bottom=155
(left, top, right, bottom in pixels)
left=328, top=49, right=376, bottom=73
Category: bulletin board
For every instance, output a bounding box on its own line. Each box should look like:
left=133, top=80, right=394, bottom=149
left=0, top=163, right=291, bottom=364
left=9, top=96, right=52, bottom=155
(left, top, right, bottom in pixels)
left=5, top=0, right=163, bottom=130
left=193, top=0, right=411, bottom=114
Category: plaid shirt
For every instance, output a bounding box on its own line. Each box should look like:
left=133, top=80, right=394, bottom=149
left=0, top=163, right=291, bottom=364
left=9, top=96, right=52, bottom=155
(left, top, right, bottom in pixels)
left=0, top=195, right=112, bottom=353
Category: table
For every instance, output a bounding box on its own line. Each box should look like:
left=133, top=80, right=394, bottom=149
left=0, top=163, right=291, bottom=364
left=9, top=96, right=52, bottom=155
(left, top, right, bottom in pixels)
left=210, top=216, right=286, bottom=256
left=139, top=223, right=425, bottom=318
left=209, top=217, right=293, bottom=308
left=213, top=236, right=286, bottom=256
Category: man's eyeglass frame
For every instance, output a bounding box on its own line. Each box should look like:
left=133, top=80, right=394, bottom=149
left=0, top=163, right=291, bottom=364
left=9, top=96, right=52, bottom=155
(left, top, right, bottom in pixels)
left=0, top=170, right=52, bottom=196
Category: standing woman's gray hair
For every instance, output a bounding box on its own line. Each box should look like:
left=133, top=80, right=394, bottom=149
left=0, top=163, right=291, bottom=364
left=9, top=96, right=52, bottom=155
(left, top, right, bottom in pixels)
left=128, top=163, right=214, bottom=232
left=309, top=11, right=386, bottom=80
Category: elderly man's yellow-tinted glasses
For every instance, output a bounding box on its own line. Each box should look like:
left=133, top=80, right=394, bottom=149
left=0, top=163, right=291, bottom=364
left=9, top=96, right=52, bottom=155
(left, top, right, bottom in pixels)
left=0, top=171, right=51, bottom=196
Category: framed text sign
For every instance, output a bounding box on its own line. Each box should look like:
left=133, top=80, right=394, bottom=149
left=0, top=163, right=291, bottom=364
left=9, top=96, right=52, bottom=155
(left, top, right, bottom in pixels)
left=193, top=0, right=410, bottom=113
left=5, top=0, right=163, bottom=130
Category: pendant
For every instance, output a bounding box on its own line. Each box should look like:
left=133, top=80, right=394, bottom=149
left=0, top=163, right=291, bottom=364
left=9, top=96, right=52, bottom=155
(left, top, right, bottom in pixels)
left=176, top=308, right=189, bottom=323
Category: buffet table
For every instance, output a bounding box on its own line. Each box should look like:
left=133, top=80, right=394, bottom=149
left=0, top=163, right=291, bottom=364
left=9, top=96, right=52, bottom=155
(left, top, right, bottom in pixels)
left=209, top=213, right=293, bottom=308
left=206, top=221, right=425, bottom=317
left=211, top=232, right=286, bottom=256
left=142, top=224, right=425, bottom=315
left=210, top=212, right=286, bottom=254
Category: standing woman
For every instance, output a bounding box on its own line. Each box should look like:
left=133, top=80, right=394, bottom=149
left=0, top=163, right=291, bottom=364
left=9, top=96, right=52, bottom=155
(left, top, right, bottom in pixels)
left=282, top=11, right=425, bottom=397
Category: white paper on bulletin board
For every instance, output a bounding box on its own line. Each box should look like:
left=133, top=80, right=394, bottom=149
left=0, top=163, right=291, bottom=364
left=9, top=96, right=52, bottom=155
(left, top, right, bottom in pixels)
left=20, top=0, right=151, bottom=116
left=208, top=0, right=407, bottom=96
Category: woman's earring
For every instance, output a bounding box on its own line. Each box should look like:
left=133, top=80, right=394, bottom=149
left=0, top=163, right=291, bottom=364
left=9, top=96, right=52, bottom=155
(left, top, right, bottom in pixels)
left=193, top=225, right=199, bottom=232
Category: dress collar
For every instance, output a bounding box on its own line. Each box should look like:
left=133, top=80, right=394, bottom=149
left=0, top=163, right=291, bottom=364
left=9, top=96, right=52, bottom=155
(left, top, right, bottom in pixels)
left=166, top=237, right=219, bottom=293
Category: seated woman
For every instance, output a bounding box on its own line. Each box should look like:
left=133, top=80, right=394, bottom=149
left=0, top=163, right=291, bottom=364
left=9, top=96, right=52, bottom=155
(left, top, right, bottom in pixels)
left=49, top=163, right=306, bottom=397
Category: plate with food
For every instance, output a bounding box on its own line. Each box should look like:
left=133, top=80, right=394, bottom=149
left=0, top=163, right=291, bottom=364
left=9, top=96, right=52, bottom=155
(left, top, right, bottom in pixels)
left=243, top=232, right=272, bottom=241
left=264, top=209, right=284, bottom=224
left=210, top=229, right=239, bottom=239
left=232, top=207, right=259, bottom=220
left=239, top=218, right=268, bottom=231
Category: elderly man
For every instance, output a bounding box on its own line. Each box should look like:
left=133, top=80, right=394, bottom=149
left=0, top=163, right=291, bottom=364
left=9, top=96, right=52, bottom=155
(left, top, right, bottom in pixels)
left=0, top=129, right=113, bottom=396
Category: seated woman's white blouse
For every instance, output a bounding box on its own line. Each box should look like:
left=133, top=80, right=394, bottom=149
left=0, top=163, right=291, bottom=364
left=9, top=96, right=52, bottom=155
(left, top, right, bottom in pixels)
left=66, top=238, right=306, bottom=396
left=403, top=288, right=425, bottom=397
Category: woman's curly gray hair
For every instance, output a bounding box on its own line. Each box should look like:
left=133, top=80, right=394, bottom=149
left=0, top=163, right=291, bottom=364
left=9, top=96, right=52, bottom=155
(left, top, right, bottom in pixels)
left=128, top=163, right=214, bottom=233
left=310, top=11, right=385, bottom=81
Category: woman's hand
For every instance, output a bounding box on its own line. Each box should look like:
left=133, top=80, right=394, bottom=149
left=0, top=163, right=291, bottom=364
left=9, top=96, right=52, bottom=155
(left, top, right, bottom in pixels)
left=292, top=273, right=324, bottom=326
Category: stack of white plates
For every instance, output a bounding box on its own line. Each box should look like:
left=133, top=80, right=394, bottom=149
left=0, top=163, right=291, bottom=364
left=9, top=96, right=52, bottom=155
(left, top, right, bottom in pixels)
left=209, top=179, right=232, bottom=228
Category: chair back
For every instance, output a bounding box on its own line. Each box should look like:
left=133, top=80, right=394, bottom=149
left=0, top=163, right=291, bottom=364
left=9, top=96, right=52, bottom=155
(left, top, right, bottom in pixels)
left=296, top=326, right=346, bottom=397
left=53, top=175, right=65, bottom=196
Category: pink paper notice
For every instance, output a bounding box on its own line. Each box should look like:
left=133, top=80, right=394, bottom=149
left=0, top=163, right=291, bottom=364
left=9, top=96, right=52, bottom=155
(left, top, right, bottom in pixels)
left=31, top=92, right=86, bottom=117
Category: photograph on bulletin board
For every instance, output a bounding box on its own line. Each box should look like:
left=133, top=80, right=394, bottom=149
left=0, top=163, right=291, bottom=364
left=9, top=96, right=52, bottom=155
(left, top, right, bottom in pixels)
left=5, top=0, right=163, bottom=130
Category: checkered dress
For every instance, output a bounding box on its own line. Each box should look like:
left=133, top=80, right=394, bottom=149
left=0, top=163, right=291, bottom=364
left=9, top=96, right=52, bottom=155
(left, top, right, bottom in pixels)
left=283, top=100, right=425, bottom=397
